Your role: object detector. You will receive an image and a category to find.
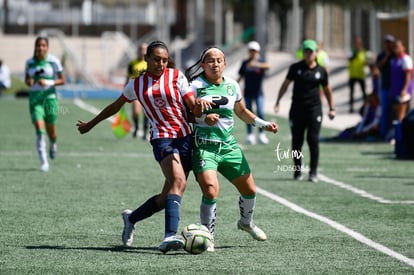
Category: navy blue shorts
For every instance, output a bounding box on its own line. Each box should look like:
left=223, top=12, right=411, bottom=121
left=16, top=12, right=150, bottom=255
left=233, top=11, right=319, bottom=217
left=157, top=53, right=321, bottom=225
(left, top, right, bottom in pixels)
left=150, top=135, right=193, bottom=172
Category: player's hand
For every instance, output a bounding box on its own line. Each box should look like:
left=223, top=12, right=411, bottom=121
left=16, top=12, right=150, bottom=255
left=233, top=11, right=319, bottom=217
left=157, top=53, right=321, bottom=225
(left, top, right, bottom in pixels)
left=265, top=122, right=279, bottom=134
left=76, top=120, right=91, bottom=134
left=195, top=98, right=215, bottom=113
left=205, top=113, right=219, bottom=126
left=274, top=103, right=280, bottom=113
left=328, top=109, right=336, bottom=120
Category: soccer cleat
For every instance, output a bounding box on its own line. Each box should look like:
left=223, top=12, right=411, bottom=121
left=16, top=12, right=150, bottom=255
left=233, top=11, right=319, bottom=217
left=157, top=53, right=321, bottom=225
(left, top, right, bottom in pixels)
left=40, top=163, right=49, bottom=172
left=237, top=221, right=267, bottom=241
left=293, top=171, right=303, bottom=181
left=206, top=242, right=215, bottom=252
left=159, top=235, right=184, bottom=254
left=49, top=143, right=57, bottom=159
left=247, top=134, right=256, bottom=145
left=121, top=209, right=135, bottom=247
left=258, top=133, right=269, bottom=144
left=309, top=174, right=318, bottom=183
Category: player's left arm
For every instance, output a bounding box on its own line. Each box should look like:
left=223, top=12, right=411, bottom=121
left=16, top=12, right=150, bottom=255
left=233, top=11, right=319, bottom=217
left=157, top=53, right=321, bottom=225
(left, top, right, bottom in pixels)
left=234, top=99, right=278, bottom=133
left=322, top=85, right=335, bottom=120
left=53, top=71, right=65, bottom=86
left=321, top=69, right=335, bottom=120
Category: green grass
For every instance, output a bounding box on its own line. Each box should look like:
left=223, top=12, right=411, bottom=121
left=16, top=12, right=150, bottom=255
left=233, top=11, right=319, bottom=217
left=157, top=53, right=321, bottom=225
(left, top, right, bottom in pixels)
left=2, top=75, right=28, bottom=96
left=1, top=98, right=413, bottom=274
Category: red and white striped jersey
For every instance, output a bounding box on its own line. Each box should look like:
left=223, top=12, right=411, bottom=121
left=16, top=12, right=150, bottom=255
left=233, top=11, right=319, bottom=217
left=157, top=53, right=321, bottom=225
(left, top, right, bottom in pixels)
left=122, top=68, right=193, bottom=140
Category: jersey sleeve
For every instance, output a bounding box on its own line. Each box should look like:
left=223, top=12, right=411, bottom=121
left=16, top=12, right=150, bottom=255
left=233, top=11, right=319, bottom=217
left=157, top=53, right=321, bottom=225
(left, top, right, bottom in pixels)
left=402, top=55, right=413, bottom=71
left=49, top=55, right=64, bottom=74
left=122, top=79, right=138, bottom=102
left=286, top=64, right=296, bottom=81
left=177, top=70, right=192, bottom=99
left=235, top=82, right=243, bottom=102
left=320, top=67, right=329, bottom=87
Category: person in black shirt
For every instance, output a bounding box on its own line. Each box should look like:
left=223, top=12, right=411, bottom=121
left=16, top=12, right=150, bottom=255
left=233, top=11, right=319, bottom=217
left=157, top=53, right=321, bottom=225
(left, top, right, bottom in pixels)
left=274, top=39, right=335, bottom=182
left=238, top=41, right=271, bottom=145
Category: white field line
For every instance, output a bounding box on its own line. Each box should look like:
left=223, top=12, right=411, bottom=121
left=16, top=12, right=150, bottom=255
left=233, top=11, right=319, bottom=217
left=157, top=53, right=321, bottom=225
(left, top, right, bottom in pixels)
left=74, top=98, right=115, bottom=123
left=0, top=151, right=150, bottom=158
left=256, top=186, right=414, bottom=268
left=319, top=173, right=414, bottom=205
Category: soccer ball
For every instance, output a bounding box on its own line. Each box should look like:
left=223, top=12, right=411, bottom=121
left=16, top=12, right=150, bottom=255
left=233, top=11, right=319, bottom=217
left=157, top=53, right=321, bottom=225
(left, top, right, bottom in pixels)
left=181, top=223, right=212, bottom=254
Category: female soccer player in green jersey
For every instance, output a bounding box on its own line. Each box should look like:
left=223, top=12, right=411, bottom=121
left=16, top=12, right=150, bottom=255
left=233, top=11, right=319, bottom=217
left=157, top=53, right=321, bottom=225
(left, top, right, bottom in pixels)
left=25, top=36, right=65, bottom=172
left=185, top=47, right=278, bottom=252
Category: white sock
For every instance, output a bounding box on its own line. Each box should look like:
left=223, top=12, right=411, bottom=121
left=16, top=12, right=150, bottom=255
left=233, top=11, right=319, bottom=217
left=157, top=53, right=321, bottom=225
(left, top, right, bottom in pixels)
left=36, top=134, right=48, bottom=166
left=200, top=197, right=217, bottom=240
left=239, top=195, right=256, bottom=226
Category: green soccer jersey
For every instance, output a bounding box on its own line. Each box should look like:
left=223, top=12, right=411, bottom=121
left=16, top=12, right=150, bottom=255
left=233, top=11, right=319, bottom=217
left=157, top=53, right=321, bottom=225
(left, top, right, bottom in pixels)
left=25, top=54, right=63, bottom=95
left=190, top=74, right=242, bottom=142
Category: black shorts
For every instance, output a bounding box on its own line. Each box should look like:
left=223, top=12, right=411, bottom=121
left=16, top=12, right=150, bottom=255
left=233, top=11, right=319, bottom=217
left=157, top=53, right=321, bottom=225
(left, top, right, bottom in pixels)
left=150, top=134, right=194, bottom=172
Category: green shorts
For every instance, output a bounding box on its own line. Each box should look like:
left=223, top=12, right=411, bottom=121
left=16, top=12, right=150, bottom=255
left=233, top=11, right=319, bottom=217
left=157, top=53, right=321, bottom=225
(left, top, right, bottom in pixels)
left=29, top=90, right=59, bottom=124
left=193, top=136, right=251, bottom=182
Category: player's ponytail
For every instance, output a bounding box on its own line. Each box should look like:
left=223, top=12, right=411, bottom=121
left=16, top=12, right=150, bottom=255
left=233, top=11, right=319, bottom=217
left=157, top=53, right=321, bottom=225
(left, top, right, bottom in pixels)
left=185, top=46, right=225, bottom=82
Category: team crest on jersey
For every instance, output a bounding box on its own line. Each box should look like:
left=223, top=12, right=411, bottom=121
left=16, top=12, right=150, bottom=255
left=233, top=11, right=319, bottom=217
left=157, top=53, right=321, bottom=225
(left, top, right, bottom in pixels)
left=165, top=146, right=173, bottom=153
left=297, top=69, right=302, bottom=76
left=154, top=97, right=166, bottom=108
left=153, top=83, right=160, bottom=91
left=315, top=72, right=321, bottom=79
left=227, top=85, right=234, bottom=96
left=316, top=115, right=322, bottom=123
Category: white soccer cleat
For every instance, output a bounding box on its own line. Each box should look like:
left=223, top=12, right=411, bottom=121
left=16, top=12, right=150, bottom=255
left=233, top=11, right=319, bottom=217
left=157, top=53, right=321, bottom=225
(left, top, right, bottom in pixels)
left=294, top=171, right=303, bottom=181
left=40, top=163, right=49, bottom=172
left=309, top=174, right=318, bottom=183
left=258, top=133, right=269, bottom=144
left=206, top=242, right=215, bottom=252
left=159, top=235, right=184, bottom=254
left=49, top=143, right=57, bottom=159
left=122, top=209, right=135, bottom=247
left=247, top=134, right=256, bottom=145
left=237, top=221, right=267, bottom=241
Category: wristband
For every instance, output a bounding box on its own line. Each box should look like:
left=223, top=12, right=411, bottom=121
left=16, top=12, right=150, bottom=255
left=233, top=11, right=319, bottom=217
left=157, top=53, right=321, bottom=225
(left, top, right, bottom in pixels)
left=43, top=79, right=55, bottom=86
left=195, top=114, right=206, bottom=124
left=253, top=117, right=271, bottom=128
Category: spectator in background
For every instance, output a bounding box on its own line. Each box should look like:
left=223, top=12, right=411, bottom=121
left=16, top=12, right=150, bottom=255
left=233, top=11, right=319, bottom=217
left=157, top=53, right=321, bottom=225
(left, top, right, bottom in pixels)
left=326, top=93, right=381, bottom=141
left=348, top=36, right=367, bottom=113
left=316, top=41, right=330, bottom=71
left=238, top=41, right=271, bottom=145
left=0, top=59, right=11, bottom=96
left=126, top=43, right=149, bottom=140
left=390, top=40, right=413, bottom=123
left=376, top=34, right=395, bottom=139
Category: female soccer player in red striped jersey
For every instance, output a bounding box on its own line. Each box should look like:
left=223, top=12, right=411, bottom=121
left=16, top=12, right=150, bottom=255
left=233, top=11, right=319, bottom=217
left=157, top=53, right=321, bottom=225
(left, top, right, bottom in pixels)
left=77, top=41, right=212, bottom=254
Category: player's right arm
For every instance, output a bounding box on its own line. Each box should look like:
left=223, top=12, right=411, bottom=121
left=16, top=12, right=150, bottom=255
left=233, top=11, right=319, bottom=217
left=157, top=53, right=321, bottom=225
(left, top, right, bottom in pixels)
left=77, top=96, right=126, bottom=134
left=274, top=79, right=291, bottom=113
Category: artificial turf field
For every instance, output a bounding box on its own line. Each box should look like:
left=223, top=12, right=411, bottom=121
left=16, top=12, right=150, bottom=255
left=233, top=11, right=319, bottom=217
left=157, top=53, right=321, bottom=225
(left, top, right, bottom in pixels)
left=1, top=98, right=413, bottom=274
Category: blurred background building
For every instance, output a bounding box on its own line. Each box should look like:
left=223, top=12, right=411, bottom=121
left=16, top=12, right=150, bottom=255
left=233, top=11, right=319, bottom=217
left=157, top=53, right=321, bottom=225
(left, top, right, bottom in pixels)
left=0, top=0, right=413, bottom=88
